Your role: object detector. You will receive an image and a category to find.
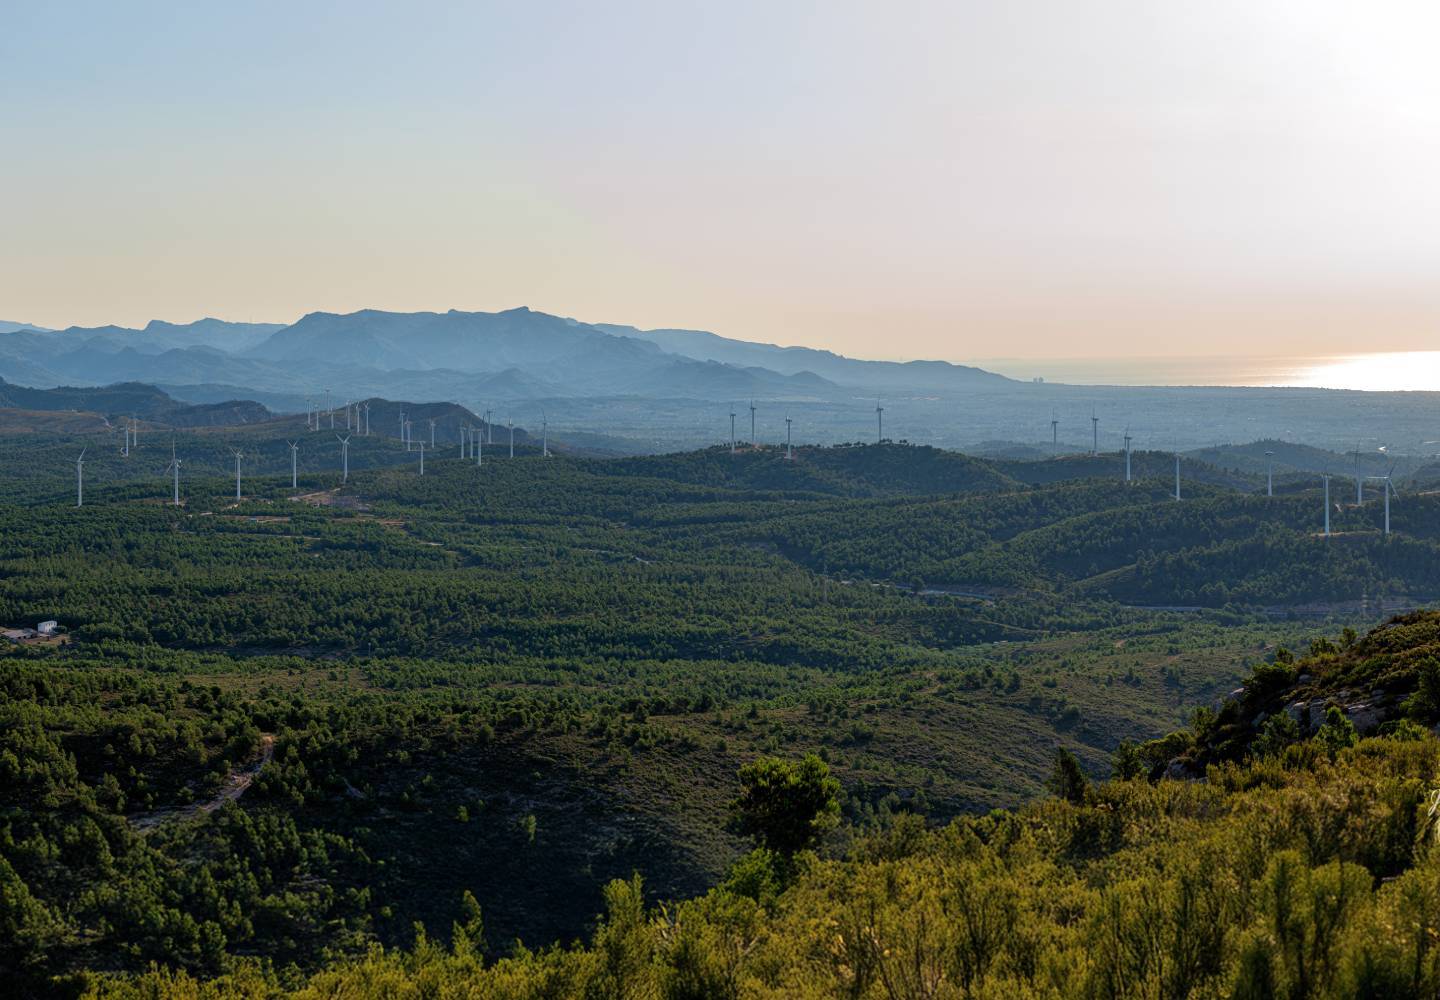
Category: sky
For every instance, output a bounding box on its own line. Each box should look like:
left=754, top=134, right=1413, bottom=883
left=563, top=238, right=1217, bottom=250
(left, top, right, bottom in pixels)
left=3, top=1, right=1439, bottom=362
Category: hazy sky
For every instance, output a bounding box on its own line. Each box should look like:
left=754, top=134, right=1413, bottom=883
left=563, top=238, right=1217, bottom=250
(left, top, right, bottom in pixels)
left=4, top=2, right=1439, bottom=360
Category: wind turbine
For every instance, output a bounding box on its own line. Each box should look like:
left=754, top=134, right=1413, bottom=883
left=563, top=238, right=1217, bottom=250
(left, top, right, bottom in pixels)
left=785, top=415, right=793, bottom=460
left=1386, top=472, right=1397, bottom=536
left=1173, top=454, right=1181, bottom=501
left=461, top=424, right=469, bottom=459
left=363, top=402, right=370, bottom=436
left=1265, top=450, right=1274, bottom=497
left=166, top=441, right=182, bottom=506
left=1050, top=409, right=1059, bottom=456
left=729, top=407, right=737, bottom=454
left=287, top=440, right=299, bottom=490
left=230, top=448, right=244, bottom=500
left=749, top=401, right=757, bottom=445
left=337, top=434, right=351, bottom=483
left=508, top=418, right=514, bottom=458
left=345, top=402, right=352, bottom=431
left=876, top=400, right=884, bottom=444
left=1367, top=469, right=1397, bottom=535
left=399, top=410, right=407, bottom=447
left=1091, top=411, right=1099, bottom=456
left=474, top=425, right=483, bottom=467
left=429, top=418, right=436, bottom=449
left=121, top=418, right=130, bottom=457
left=418, top=439, right=425, bottom=476
left=75, top=448, right=86, bottom=507
left=1123, top=428, right=1132, bottom=482
left=485, top=410, right=493, bottom=445
left=1321, top=473, right=1332, bottom=537
left=541, top=410, right=549, bottom=457
left=131, top=415, right=138, bottom=450
left=326, top=389, right=333, bottom=429
left=405, top=420, right=413, bottom=451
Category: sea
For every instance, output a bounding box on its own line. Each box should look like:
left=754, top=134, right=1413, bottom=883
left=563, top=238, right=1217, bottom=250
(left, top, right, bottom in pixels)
left=974, top=352, right=1440, bottom=392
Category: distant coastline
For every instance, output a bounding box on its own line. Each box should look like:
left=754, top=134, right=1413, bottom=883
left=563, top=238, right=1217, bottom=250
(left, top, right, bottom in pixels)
left=975, top=351, right=1440, bottom=391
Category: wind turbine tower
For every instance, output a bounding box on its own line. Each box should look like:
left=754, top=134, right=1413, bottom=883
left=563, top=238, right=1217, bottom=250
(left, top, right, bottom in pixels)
left=1321, top=473, right=1331, bottom=537
left=785, top=416, right=793, bottom=460
left=337, top=435, right=351, bottom=483
left=167, top=441, right=182, bottom=506
left=508, top=418, right=514, bottom=458
left=542, top=411, right=549, bottom=457
left=418, top=439, right=425, bottom=476
left=1265, top=450, right=1274, bottom=497
left=1050, top=410, right=1059, bottom=456
left=363, top=402, right=370, bottom=436
left=287, top=441, right=299, bottom=490
left=1173, top=454, right=1181, bottom=501
left=876, top=400, right=884, bottom=444
left=429, top=418, right=436, bottom=449
left=749, top=401, right=756, bottom=445
left=75, top=448, right=86, bottom=507
left=1367, top=471, right=1396, bottom=535
left=461, top=425, right=469, bottom=459
left=474, top=426, right=482, bottom=467
left=121, top=419, right=130, bottom=457
left=1385, top=474, right=1394, bottom=535
left=1123, top=428, right=1132, bottom=482
left=729, top=407, right=737, bottom=454
left=1091, top=412, right=1099, bottom=456
left=486, top=410, right=493, bottom=445
left=231, top=449, right=244, bottom=500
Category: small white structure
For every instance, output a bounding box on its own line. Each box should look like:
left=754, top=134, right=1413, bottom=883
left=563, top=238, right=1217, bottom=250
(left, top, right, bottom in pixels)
left=36, top=620, right=58, bottom=635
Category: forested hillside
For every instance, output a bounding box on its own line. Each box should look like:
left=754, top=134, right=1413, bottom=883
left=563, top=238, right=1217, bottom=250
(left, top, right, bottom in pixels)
left=3, top=433, right=1439, bottom=996
left=69, top=617, right=1440, bottom=998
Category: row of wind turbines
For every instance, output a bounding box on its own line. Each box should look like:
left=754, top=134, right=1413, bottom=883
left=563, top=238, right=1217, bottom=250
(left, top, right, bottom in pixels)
left=1071, top=413, right=1402, bottom=534
left=715, top=401, right=1407, bottom=537
left=724, top=401, right=803, bottom=460
left=74, top=402, right=554, bottom=507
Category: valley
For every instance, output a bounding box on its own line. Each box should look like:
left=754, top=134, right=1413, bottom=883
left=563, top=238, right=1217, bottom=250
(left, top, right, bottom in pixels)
left=3, top=421, right=1434, bottom=994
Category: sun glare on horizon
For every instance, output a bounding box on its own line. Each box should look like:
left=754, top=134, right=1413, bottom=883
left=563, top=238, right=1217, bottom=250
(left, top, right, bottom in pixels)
left=1286, top=352, right=1440, bottom=392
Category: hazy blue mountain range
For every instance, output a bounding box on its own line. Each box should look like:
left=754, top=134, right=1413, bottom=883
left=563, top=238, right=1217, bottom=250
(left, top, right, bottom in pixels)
left=0, top=307, right=1012, bottom=399
left=4, top=307, right=1440, bottom=455
left=596, top=322, right=1006, bottom=390
left=0, top=308, right=885, bottom=405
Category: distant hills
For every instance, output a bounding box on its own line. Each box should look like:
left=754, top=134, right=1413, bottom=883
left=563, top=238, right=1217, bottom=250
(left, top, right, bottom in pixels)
left=0, top=378, right=269, bottom=429
left=0, top=376, right=542, bottom=463
left=7, top=307, right=1440, bottom=455
left=598, top=322, right=1005, bottom=390
left=0, top=308, right=1009, bottom=413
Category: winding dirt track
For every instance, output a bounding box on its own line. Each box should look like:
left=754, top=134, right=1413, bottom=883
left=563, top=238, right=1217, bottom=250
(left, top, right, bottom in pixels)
left=131, top=734, right=275, bottom=831
left=198, top=733, right=275, bottom=814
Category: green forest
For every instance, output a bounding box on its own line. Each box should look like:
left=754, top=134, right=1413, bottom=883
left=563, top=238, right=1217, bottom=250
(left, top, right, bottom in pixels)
left=4, top=431, right=1439, bottom=997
